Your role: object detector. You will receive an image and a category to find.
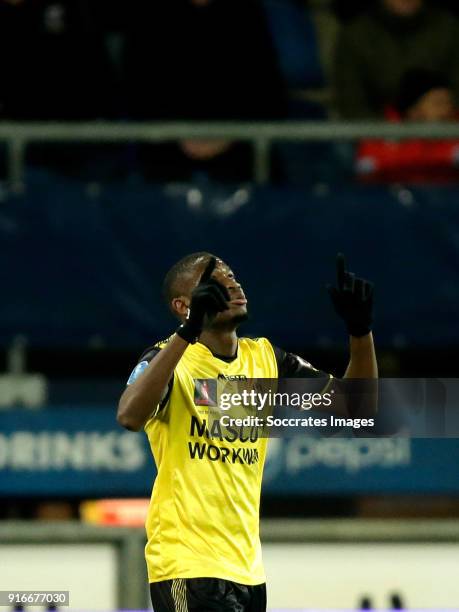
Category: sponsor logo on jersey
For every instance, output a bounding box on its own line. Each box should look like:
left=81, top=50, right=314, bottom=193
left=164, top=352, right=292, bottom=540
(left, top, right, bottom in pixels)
left=194, top=379, right=217, bottom=406
left=187, top=416, right=261, bottom=465
left=218, top=374, right=247, bottom=381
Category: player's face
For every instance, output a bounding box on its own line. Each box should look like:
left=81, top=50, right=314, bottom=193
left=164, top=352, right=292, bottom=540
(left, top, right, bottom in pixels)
left=172, top=257, right=248, bottom=326
left=190, top=257, right=248, bottom=326
left=211, top=259, right=248, bottom=323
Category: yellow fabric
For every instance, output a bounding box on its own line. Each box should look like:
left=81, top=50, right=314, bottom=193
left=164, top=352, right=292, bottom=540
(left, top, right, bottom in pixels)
left=144, top=337, right=278, bottom=585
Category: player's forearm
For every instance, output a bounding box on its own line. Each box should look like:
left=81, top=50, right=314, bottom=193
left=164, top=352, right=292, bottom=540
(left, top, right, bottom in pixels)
left=344, top=332, right=378, bottom=379
left=117, top=334, right=188, bottom=431
left=342, top=333, right=378, bottom=418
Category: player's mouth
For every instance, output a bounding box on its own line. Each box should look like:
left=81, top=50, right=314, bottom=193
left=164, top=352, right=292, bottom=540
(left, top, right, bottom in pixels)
left=230, top=295, right=247, bottom=306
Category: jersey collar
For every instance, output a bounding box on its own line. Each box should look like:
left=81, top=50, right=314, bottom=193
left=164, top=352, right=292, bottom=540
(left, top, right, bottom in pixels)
left=194, top=340, right=239, bottom=363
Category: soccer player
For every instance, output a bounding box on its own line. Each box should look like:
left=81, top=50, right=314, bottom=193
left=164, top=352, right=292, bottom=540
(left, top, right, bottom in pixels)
left=117, top=252, right=377, bottom=612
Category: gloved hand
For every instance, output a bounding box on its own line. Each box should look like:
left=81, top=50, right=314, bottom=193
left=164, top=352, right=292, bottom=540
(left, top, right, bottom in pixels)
left=327, top=253, right=374, bottom=338
left=176, top=256, right=230, bottom=343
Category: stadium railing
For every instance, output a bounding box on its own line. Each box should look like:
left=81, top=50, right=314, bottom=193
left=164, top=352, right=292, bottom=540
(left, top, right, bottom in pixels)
left=1, top=519, right=459, bottom=609
left=2, top=121, right=459, bottom=191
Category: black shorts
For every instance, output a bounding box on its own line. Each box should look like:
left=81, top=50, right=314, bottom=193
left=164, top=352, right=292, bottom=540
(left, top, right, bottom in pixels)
left=150, top=578, right=267, bottom=612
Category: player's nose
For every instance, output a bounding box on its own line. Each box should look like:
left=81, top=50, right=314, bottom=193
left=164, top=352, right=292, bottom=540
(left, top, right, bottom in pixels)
left=230, top=280, right=245, bottom=295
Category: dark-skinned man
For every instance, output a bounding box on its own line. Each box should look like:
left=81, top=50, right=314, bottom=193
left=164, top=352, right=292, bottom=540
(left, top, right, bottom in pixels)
left=117, top=252, right=377, bottom=612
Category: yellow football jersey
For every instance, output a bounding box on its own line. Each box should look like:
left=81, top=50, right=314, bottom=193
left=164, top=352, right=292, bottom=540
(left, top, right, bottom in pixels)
left=126, top=336, right=331, bottom=585
left=143, top=337, right=277, bottom=585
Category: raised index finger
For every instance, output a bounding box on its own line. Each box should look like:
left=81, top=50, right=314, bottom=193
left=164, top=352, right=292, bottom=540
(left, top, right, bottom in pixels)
left=199, top=256, right=217, bottom=284
left=336, top=253, right=346, bottom=290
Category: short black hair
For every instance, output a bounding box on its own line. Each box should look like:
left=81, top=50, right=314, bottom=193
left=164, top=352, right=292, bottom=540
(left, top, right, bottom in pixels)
left=162, top=251, right=215, bottom=312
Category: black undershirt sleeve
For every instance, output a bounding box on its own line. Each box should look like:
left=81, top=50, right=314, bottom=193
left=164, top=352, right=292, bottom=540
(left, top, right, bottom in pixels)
left=272, top=345, right=334, bottom=402
left=273, top=345, right=331, bottom=379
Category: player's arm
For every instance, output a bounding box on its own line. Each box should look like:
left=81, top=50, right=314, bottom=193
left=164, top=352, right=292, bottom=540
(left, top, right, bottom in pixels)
left=327, top=253, right=378, bottom=417
left=327, top=253, right=377, bottom=379
left=117, top=335, right=189, bottom=431
left=117, top=257, right=230, bottom=431
left=344, top=333, right=377, bottom=380
left=273, top=255, right=377, bottom=418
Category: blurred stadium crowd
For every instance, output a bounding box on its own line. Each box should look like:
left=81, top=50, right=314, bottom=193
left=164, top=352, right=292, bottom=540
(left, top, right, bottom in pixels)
left=2, top=0, right=459, bottom=182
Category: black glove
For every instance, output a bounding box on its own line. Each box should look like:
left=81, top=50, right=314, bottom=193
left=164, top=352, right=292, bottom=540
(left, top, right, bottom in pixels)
left=327, top=253, right=374, bottom=338
left=176, top=256, right=230, bottom=343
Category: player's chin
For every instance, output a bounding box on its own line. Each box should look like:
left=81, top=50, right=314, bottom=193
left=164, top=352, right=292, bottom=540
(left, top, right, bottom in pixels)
left=229, top=309, right=249, bottom=326
left=216, top=306, right=249, bottom=325
left=229, top=302, right=248, bottom=317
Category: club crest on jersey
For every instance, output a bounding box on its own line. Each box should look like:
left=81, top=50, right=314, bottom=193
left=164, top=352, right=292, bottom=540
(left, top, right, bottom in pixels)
left=194, top=379, right=217, bottom=406
left=127, top=360, right=149, bottom=385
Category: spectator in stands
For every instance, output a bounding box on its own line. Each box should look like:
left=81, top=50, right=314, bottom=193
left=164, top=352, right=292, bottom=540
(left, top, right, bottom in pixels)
left=0, top=0, right=113, bottom=119
left=333, top=0, right=459, bottom=119
left=123, top=0, right=286, bottom=182
left=0, top=0, right=124, bottom=179
left=356, top=68, right=459, bottom=183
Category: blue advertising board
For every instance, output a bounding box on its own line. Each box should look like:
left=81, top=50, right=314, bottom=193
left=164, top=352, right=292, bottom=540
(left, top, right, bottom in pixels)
left=1, top=407, right=458, bottom=496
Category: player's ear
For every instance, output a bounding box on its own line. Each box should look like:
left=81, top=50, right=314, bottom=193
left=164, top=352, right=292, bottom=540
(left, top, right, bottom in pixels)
left=172, top=296, right=190, bottom=320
